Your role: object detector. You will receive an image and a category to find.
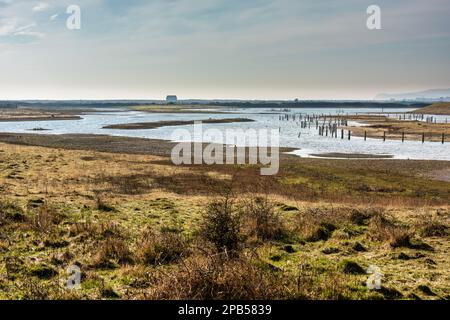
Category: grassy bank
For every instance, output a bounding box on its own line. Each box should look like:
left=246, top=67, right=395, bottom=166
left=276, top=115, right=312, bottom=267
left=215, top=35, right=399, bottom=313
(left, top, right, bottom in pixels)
left=411, top=103, right=450, bottom=115
left=338, top=115, right=450, bottom=142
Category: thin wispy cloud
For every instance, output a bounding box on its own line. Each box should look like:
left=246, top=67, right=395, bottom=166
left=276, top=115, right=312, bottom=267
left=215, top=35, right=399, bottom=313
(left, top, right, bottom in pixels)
left=33, top=2, right=50, bottom=12
left=13, top=23, right=45, bottom=38
left=13, top=30, right=46, bottom=38
left=0, top=18, right=17, bottom=36
left=14, top=23, right=37, bottom=32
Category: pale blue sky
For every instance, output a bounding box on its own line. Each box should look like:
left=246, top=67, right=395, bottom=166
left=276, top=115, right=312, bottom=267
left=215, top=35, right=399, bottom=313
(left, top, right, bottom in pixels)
left=1, top=0, right=449, bottom=100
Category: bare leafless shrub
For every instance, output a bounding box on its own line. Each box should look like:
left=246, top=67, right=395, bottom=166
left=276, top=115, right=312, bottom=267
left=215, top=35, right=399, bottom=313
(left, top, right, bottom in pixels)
left=199, top=196, right=242, bottom=254
left=242, top=196, right=287, bottom=241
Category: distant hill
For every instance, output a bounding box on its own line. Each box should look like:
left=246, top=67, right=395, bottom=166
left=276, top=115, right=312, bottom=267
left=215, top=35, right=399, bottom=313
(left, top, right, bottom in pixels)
left=411, top=102, right=450, bottom=115
left=375, top=88, right=450, bottom=101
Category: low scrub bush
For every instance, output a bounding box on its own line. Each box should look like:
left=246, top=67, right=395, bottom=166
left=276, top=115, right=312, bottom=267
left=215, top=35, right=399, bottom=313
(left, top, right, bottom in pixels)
left=243, top=197, right=287, bottom=241
left=199, top=196, right=243, bottom=254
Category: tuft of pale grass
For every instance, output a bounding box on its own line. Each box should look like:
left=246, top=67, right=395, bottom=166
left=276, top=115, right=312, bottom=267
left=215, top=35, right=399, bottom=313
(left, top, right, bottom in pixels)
left=137, top=228, right=188, bottom=265
left=92, top=238, right=134, bottom=269
left=29, top=203, right=63, bottom=234
left=417, top=219, right=449, bottom=237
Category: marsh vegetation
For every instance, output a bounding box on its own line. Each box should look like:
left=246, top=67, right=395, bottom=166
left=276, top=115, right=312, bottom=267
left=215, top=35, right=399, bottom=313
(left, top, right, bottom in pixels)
left=0, top=141, right=448, bottom=300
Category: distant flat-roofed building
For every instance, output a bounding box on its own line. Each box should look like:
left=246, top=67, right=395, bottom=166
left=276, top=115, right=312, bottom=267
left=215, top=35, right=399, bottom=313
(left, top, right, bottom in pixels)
left=166, top=95, right=178, bottom=103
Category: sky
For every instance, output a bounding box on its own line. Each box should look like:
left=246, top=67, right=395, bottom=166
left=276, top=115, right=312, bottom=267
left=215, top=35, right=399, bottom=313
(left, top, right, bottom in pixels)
left=1, top=0, right=450, bottom=100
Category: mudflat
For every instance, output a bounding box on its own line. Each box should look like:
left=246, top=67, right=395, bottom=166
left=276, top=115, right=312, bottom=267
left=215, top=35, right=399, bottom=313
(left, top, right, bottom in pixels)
left=0, top=132, right=292, bottom=159
left=0, top=108, right=93, bottom=122
left=309, top=152, right=394, bottom=159
left=0, top=133, right=177, bottom=157
left=102, top=118, right=256, bottom=130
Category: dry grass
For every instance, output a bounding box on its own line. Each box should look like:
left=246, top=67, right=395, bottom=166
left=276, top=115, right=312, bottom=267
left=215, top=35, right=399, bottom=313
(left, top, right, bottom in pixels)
left=368, top=213, right=433, bottom=250
left=294, top=207, right=381, bottom=242
left=145, top=256, right=280, bottom=300
left=29, top=203, right=63, bottom=234
left=92, top=239, right=134, bottom=269
left=412, top=102, right=450, bottom=115
left=0, top=201, right=26, bottom=226
left=142, top=254, right=284, bottom=300
left=417, top=219, right=449, bottom=237
left=0, top=142, right=449, bottom=300
left=137, top=228, right=188, bottom=265
left=342, top=115, right=450, bottom=142
left=140, top=252, right=354, bottom=300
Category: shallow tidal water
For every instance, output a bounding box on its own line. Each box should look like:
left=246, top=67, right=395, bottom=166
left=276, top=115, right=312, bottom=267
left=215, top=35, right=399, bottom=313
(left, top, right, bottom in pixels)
left=0, top=107, right=449, bottom=161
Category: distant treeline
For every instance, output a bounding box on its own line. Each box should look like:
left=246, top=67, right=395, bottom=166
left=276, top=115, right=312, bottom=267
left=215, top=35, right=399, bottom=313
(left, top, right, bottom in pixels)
left=0, top=101, right=150, bottom=109
left=0, top=102, right=18, bottom=109
left=208, top=101, right=428, bottom=109
left=0, top=100, right=428, bottom=109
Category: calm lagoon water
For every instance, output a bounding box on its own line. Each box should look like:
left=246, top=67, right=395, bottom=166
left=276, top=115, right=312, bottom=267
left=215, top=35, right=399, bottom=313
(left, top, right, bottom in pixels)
left=0, top=108, right=449, bottom=161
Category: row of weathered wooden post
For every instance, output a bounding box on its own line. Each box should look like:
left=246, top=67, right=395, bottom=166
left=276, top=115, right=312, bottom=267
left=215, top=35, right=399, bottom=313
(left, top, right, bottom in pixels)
left=278, top=112, right=446, bottom=144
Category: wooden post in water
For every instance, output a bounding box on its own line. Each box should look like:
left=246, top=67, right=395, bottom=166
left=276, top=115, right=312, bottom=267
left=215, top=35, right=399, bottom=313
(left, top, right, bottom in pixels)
left=364, top=131, right=367, bottom=141
left=383, top=131, right=386, bottom=142
left=402, top=132, right=405, bottom=143
left=422, top=133, right=425, bottom=144
left=442, top=133, right=445, bottom=144
left=348, top=130, right=351, bottom=140
left=341, top=129, right=344, bottom=139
